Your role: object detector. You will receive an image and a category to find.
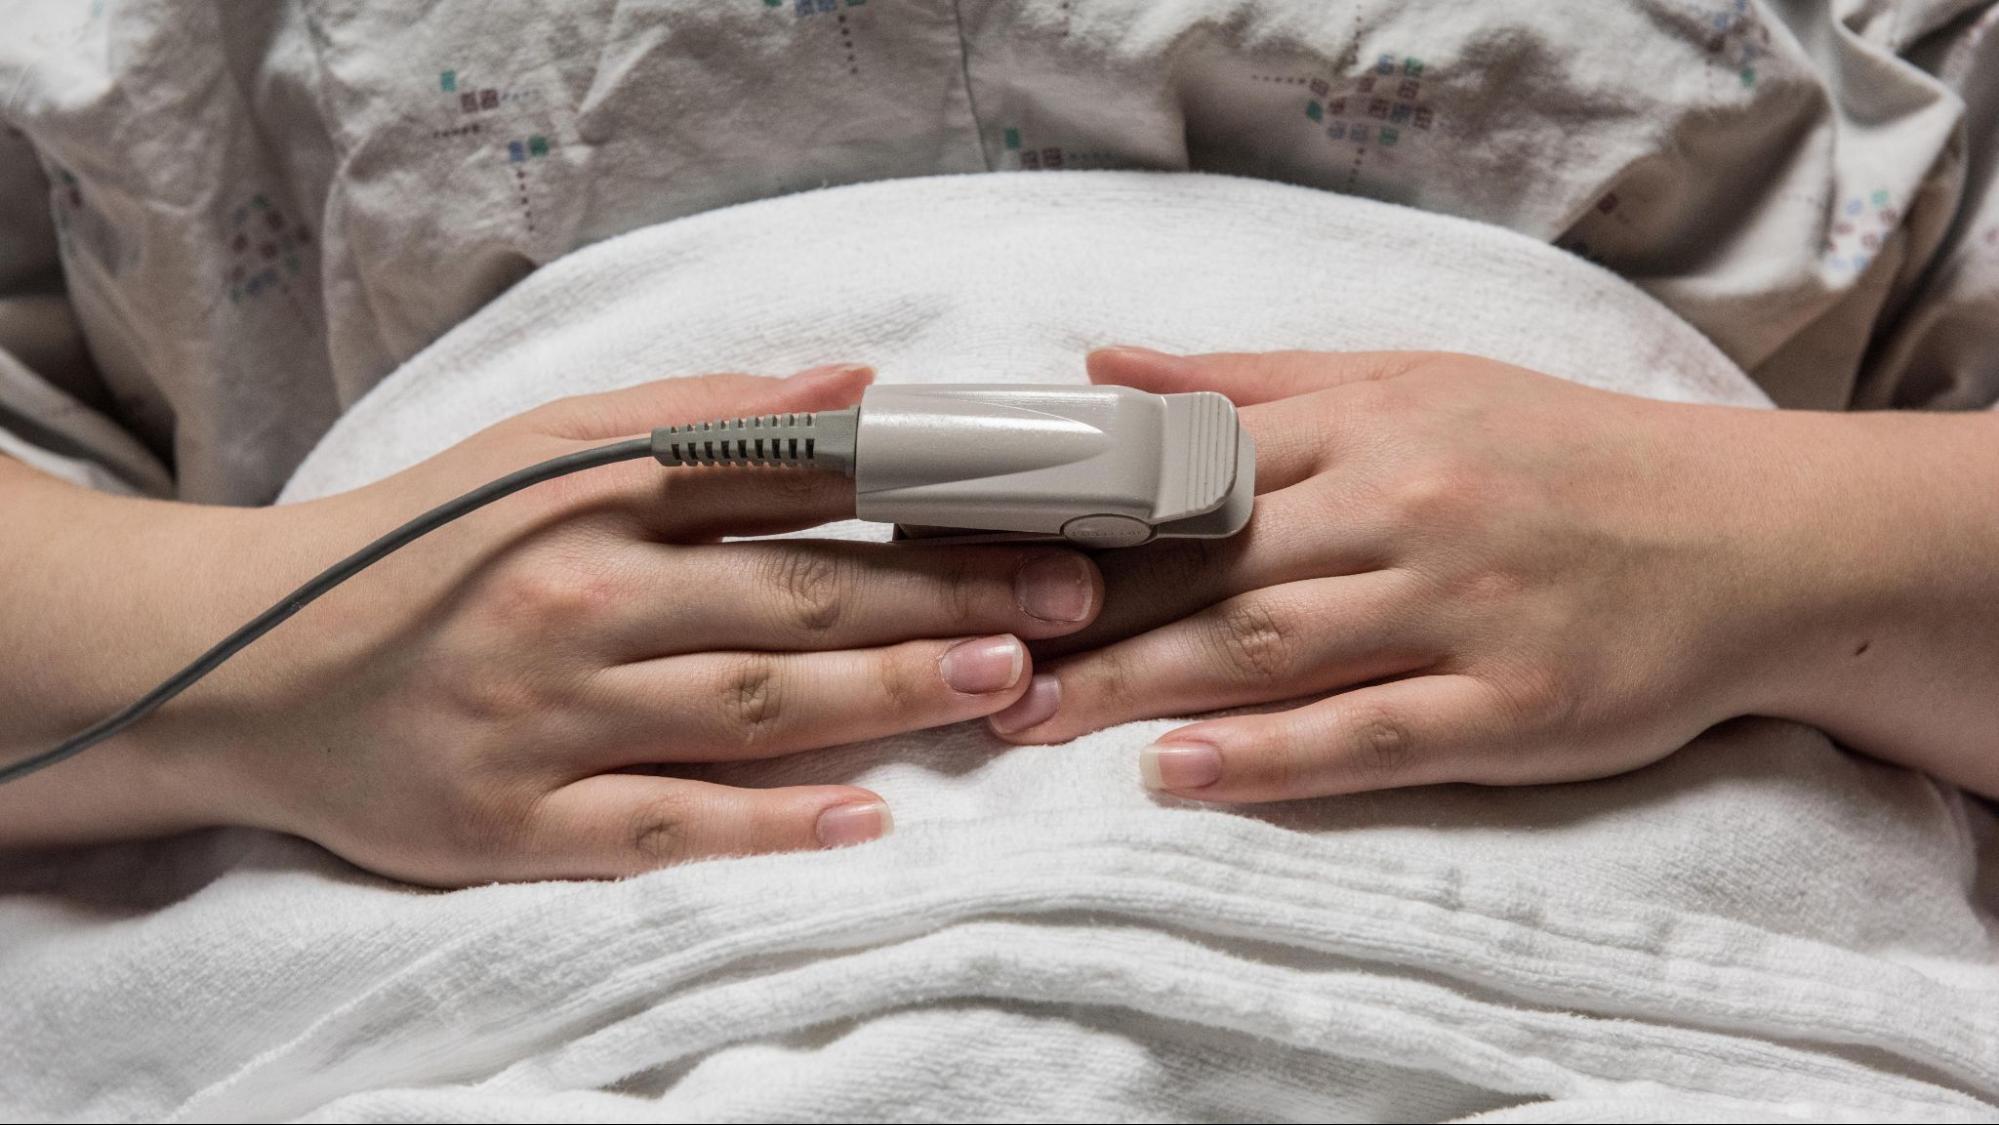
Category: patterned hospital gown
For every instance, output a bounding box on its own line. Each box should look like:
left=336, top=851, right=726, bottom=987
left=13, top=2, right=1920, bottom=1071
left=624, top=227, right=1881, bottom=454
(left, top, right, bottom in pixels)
left=1, top=0, right=1996, bottom=502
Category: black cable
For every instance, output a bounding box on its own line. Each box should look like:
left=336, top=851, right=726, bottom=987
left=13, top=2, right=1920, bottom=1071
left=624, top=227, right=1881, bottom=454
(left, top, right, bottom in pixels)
left=0, top=437, right=656, bottom=787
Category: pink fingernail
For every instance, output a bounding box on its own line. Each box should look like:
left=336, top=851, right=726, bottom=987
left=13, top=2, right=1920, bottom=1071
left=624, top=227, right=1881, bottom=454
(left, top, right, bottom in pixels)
left=1015, top=554, right=1094, bottom=623
left=940, top=635, right=1026, bottom=695
left=816, top=800, right=893, bottom=848
left=988, top=674, right=1060, bottom=735
left=1139, top=741, right=1222, bottom=791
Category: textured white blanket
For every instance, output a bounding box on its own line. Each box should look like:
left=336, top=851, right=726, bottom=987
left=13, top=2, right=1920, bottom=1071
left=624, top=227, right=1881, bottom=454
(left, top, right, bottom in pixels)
left=4, top=173, right=1994, bottom=1123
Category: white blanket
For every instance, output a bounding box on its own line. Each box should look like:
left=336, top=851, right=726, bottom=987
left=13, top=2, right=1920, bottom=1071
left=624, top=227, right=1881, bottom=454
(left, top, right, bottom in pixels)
left=4, top=173, right=1995, bottom=1123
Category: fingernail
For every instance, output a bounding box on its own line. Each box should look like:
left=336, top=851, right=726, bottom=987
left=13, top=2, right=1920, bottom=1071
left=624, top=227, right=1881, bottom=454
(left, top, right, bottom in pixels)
left=1015, top=554, right=1094, bottom=623
left=939, top=635, right=1025, bottom=694
left=989, top=674, right=1060, bottom=735
left=788, top=362, right=872, bottom=383
left=1139, top=741, right=1223, bottom=791
left=816, top=800, right=893, bottom=848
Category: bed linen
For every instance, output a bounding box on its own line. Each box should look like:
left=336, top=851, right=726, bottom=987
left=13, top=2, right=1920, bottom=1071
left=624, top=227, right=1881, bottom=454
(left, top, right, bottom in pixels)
left=3, top=172, right=1993, bottom=1123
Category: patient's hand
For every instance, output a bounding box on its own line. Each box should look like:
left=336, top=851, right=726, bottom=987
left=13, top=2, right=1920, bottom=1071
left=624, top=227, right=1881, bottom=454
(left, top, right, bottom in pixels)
left=0, top=365, right=1101, bottom=884
left=990, top=348, right=1842, bottom=801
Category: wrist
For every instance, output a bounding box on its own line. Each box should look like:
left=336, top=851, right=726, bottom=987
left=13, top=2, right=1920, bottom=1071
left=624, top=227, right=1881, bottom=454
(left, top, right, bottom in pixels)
left=1648, top=404, right=1877, bottom=727
left=120, top=495, right=352, bottom=836
left=1671, top=407, right=1965, bottom=734
left=0, top=475, right=330, bottom=844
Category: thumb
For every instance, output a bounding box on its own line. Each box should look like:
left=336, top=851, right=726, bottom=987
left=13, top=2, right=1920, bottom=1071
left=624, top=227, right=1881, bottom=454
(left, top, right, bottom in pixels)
left=1087, top=347, right=1413, bottom=405
left=542, top=363, right=875, bottom=440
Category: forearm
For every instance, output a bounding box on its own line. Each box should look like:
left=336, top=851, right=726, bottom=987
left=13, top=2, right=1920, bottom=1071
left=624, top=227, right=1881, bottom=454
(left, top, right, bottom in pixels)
left=0, top=456, right=314, bottom=846
left=1721, top=407, right=1999, bottom=796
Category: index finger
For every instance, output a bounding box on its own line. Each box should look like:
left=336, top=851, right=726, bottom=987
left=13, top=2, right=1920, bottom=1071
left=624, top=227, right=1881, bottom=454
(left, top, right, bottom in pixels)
left=1087, top=346, right=1420, bottom=405
left=539, top=362, right=874, bottom=441
left=1089, top=347, right=1377, bottom=492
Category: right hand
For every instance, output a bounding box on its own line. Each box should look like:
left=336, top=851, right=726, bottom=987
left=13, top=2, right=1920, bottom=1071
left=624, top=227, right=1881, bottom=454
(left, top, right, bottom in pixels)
left=0, top=364, right=1102, bottom=886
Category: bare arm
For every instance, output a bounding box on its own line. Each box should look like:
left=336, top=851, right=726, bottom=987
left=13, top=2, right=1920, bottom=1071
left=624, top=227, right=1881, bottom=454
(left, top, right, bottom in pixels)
left=1749, top=405, right=1999, bottom=796
left=0, top=366, right=1104, bottom=884
left=994, top=348, right=1999, bottom=802
left=0, top=452, right=286, bottom=840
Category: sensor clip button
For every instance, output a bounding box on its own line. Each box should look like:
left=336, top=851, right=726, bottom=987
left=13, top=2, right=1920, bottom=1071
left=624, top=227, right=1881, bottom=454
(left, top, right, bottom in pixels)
left=1060, top=514, right=1154, bottom=548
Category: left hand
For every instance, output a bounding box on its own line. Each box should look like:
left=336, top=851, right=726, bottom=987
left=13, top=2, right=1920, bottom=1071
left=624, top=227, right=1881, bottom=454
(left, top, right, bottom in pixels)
left=988, top=347, right=1825, bottom=803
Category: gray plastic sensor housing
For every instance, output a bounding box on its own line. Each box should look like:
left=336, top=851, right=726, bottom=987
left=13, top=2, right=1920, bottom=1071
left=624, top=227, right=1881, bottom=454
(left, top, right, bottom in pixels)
left=852, top=384, right=1255, bottom=548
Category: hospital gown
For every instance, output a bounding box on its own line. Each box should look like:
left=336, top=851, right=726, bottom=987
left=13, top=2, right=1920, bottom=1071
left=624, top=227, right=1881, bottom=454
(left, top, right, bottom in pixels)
left=1, top=0, right=1997, bottom=503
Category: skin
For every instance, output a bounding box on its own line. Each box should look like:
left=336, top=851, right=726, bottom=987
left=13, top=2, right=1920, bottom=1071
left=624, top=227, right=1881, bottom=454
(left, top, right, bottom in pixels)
left=0, top=364, right=1105, bottom=886
left=990, top=347, right=1999, bottom=805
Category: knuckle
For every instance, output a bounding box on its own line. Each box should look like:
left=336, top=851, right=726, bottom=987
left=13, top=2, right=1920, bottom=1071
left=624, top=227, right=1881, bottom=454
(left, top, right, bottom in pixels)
left=626, top=792, right=695, bottom=865
left=1208, top=598, right=1298, bottom=686
left=931, top=550, right=985, bottom=625
left=433, top=659, right=559, bottom=727
left=761, top=548, right=852, bottom=635
left=435, top=672, right=521, bottom=724
left=488, top=554, right=623, bottom=632
left=876, top=647, right=927, bottom=714
left=1385, top=447, right=1499, bottom=523
left=1385, top=466, right=1463, bottom=523
left=722, top=653, right=785, bottom=753
left=1341, top=705, right=1417, bottom=782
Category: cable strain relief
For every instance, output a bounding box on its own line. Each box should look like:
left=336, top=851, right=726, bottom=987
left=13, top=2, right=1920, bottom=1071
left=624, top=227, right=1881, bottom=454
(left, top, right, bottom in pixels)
left=650, top=407, right=858, bottom=473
